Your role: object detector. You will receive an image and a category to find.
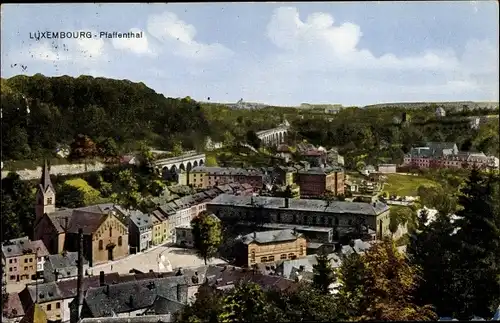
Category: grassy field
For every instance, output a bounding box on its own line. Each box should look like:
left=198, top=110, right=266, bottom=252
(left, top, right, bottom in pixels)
left=383, top=173, right=440, bottom=196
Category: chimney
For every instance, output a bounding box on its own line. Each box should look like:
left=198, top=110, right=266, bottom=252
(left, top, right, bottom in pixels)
left=104, top=284, right=110, bottom=296
left=284, top=197, right=289, bottom=208
left=64, top=217, right=69, bottom=232
left=99, top=271, right=105, bottom=286
left=253, top=231, right=257, bottom=239
left=176, top=284, right=183, bottom=303
left=128, top=295, right=133, bottom=307
left=54, top=270, right=59, bottom=282
left=76, top=228, right=84, bottom=322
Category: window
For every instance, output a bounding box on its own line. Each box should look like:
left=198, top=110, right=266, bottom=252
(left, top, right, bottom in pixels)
left=118, top=236, right=123, bottom=246
left=99, top=240, right=103, bottom=250
left=288, top=253, right=296, bottom=259
left=25, top=259, right=28, bottom=263
left=47, top=197, right=53, bottom=205
left=250, top=250, right=256, bottom=263
left=47, top=304, right=52, bottom=311
left=109, top=227, right=112, bottom=237
left=29, top=266, right=33, bottom=270
left=9, top=267, right=12, bottom=272
left=24, top=266, right=28, bottom=271
left=268, top=256, right=275, bottom=262
left=29, top=258, right=33, bottom=262
left=260, top=257, right=268, bottom=262
left=299, top=245, right=304, bottom=256
left=280, top=254, right=287, bottom=260
left=9, top=259, right=12, bottom=264
left=56, top=302, right=60, bottom=309
left=10, top=275, right=15, bottom=280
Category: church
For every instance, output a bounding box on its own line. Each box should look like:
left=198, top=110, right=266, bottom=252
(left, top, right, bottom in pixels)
left=33, top=161, right=130, bottom=266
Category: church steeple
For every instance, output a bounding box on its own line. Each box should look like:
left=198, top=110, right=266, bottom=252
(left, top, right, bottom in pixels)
left=39, top=160, right=54, bottom=193
left=35, top=160, right=56, bottom=222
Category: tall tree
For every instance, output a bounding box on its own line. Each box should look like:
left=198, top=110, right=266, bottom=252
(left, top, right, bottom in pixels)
left=337, top=239, right=437, bottom=321
left=191, top=211, right=223, bottom=265
left=312, top=252, right=336, bottom=295
left=55, top=183, right=86, bottom=209
left=69, top=134, right=97, bottom=170
left=111, top=169, right=142, bottom=210
left=97, top=137, right=119, bottom=163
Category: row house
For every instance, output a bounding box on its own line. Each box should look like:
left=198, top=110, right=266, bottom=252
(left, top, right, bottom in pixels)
left=2, top=237, right=49, bottom=283
left=296, top=166, right=345, bottom=198
left=128, top=210, right=153, bottom=254
left=188, top=166, right=264, bottom=191
left=207, top=194, right=391, bottom=240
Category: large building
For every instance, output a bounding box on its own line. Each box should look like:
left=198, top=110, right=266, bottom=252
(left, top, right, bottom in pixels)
left=233, top=229, right=307, bottom=267
left=188, top=166, right=263, bottom=190
left=402, top=142, right=497, bottom=169
left=207, top=194, right=391, bottom=240
left=296, top=166, right=345, bottom=198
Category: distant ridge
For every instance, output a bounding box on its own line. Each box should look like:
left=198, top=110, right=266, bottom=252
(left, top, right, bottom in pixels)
left=363, top=101, right=499, bottom=110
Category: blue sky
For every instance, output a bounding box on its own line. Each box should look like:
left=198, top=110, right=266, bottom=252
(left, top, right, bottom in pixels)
left=1, top=2, right=498, bottom=106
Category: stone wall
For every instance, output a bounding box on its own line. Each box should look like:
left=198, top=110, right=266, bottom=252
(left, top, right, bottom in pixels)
left=1, top=162, right=106, bottom=180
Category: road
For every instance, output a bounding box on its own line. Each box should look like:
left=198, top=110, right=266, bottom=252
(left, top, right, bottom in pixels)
left=6, top=244, right=226, bottom=294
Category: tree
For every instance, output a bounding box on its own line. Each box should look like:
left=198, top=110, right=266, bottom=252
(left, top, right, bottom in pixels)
left=69, top=134, right=97, bottom=170
left=191, top=211, right=223, bottom=265
left=112, top=169, right=142, bottom=210
left=56, top=183, right=85, bottom=209
left=312, top=252, right=336, bottom=294
left=97, top=137, right=119, bottom=163
left=138, top=142, right=156, bottom=171
left=246, top=130, right=261, bottom=149
left=171, top=141, right=184, bottom=157
left=174, top=284, right=224, bottom=323
left=1, top=172, right=35, bottom=241
left=337, top=239, right=437, bottom=321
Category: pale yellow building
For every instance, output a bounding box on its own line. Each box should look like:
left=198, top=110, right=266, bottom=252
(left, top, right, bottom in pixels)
left=233, top=229, right=307, bottom=267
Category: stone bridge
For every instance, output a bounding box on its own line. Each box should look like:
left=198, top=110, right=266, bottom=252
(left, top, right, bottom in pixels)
left=154, top=152, right=206, bottom=174
left=257, top=124, right=289, bottom=147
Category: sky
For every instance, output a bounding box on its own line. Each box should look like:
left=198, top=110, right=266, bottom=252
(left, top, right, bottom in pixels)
left=1, top=2, right=499, bottom=107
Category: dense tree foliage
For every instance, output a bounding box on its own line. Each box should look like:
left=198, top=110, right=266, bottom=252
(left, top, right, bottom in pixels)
left=409, top=169, right=500, bottom=319
left=1, top=74, right=211, bottom=160
left=1, top=173, right=36, bottom=242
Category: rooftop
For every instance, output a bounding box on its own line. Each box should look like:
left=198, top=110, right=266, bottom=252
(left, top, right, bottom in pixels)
left=2, top=239, right=49, bottom=258
left=130, top=210, right=153, bottom=229
left=298, top=166, right=344, bottom=175
left=238, top=229, right=303, bottom=245
left=209, top=194, right=389, bottom=216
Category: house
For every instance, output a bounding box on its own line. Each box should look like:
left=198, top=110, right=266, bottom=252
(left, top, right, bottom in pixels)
left=75, top=275, right=194, bottom=320
left=18, top=271, right=162, bottom=322
left=361, top=165, right=377, bottom=176
left=435, top=107, right=446, bottom=118
left=128, top=210, right=153, bottom=253
left=43, top=252, right=89, bottom=282
left=271, top=166, right=295, bottom=187
left=2, top=237, right=49, bottom=283
left=377, top=164, right=397, bottom=174
left=64, top=210, right=129, bottom=267
left=207, top=194, right=391, bottom=240
left=233, top=229, right=307, bottom=267
left=296, top=166, right=345, bottom=198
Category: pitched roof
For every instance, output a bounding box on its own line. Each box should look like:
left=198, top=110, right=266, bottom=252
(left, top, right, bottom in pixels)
left=19, top=304, right=47, bottom=323
left=2, top=239, right=48, bottom=258
left=238, top=229, right=303, bottom=245
left=67, top=210, right=107, bottom=234
left=3, top=293, right=25, bottom=318
left=43, top=252, right=89, bottom=282
left=209, top=194, right=389, bottom=216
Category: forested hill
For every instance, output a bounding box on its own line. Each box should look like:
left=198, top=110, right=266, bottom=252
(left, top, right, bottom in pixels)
left=1, top=74, right=211, bottom=160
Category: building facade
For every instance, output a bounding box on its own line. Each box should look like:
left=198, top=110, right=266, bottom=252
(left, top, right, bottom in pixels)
left=207, top=194, right=391, bottom=240
left=2, top=237, right=49, bottom=283
left=189, top=166, right=263, bottom=190
left=128, top=211, right=153, bottom=253
left=233, top=229, right=307, bottom=267
left=296, top=166, right=345, bottom=198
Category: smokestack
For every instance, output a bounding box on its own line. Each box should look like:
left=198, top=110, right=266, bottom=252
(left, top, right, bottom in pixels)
left=284, top=197, right=289, bottom=208
left=76, top=228, right=84, bottom=321
left=176, top=284, right=183, bottom=302
left=99, top=271, right=105, bottom=286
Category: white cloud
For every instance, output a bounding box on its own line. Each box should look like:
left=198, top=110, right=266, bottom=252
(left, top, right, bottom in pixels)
left=146, top=11, right=233, bottom=61
left=111, top=28, right=155, bottom=56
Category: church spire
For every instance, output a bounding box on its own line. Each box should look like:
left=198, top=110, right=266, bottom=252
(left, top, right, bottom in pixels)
left=40, top=159, right=54, bottom=192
